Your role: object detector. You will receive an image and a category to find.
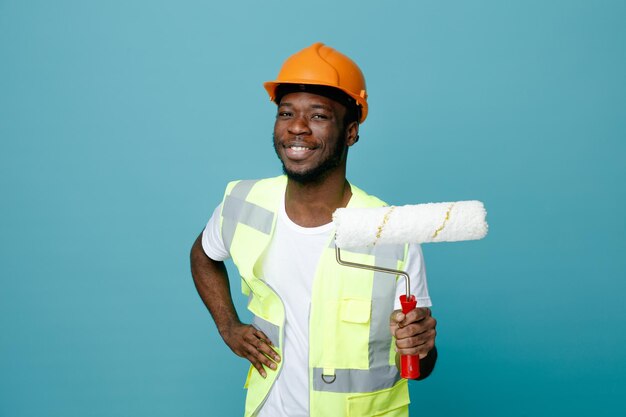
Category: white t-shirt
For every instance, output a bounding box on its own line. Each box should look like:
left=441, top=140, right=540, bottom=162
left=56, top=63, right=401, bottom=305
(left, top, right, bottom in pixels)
left=202, top=195, right=431, bottom=417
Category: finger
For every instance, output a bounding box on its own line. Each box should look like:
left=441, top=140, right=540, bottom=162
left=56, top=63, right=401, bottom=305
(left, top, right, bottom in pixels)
left=248, top=355, right=268, bottom=378
left=243, top=330, right=281, bottom=370
left=395, top=328, right=436, bottom=354
left=397, top=339, right=436, bottom=358
left=395, top=316, right=436, bottom=339
left=395, top=319, right=424, bottom=338
left=240, top=336, right=269, bottom=378
left=255, top=337, right=281, bottom=363
left=395, top=326, right=436, bottom=347
left=252, top=343, right=279, bottom=370
left=389, top=309, right=405, bottom=325
left=252, top=328, right=274, bottom=346
left=243, top=340, right=278, bottom=378
left=250, top=329, right=281, bottom=361
left=400, top=307, right=430, bottom=327
left=242, top=327, right=270, bottom=349
left=395, top=330, right=436, bottom=357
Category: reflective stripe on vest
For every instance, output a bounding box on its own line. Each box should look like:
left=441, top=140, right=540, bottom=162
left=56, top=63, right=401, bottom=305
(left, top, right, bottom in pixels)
left=312, top=365, right=400, bottom=393
left=222, top=179, right=274, bottom=252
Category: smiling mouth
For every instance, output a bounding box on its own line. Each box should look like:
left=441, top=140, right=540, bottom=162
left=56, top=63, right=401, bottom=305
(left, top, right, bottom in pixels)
left=284, top=144, right=317, bottom=161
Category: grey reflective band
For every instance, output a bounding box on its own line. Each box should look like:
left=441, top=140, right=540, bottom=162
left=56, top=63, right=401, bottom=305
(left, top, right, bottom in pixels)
left=369, top=256, right=398, bottom=369
left=221, top=180, right=274, bottom=252
left=372, top=244, right=405, bottom=262
left=312, top=365, right=401, bottom=393
left=252, top=314, right=280, bottom=349
left=222, top=195, right=273, bottom=233
left=229, top=179, right=258, bottom=199
left=221, top=218, right=238, bottom=255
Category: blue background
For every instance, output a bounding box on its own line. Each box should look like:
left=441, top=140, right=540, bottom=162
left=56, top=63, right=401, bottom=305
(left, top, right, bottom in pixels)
left=2, top=1, right=625, bottom=416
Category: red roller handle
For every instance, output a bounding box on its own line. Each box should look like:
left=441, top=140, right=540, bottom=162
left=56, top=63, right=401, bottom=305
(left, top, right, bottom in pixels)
left=399, top=294, right=420, bottom=379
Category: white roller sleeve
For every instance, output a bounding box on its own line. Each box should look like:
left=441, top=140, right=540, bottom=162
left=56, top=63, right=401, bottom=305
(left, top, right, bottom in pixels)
left=333, top=201, right=488, bottom=248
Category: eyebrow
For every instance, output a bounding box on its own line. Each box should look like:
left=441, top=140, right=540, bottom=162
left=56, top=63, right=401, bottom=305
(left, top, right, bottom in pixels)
left=278, top=102, right=333, bottom=112
left=310, top=104, right=333, bottom=111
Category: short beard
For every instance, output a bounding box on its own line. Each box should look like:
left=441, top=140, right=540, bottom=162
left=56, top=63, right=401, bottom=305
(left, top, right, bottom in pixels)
left=273, top=131, right=347, bottom=184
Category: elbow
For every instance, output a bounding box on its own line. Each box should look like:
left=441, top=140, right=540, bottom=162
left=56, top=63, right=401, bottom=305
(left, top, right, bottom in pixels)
left=190, top=232, right=204, bottom=259
left=190, top=232, right=207, bottom=273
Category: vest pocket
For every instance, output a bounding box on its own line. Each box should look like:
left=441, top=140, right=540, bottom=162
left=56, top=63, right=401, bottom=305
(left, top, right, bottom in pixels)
left=346, top=380, right=410, bottom=416
left=323, top=298, right=372, bottom=369
left=340, top=298, right=372, bottom=323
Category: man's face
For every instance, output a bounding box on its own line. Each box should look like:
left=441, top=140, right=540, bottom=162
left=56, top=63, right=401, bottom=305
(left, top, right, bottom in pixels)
left=273, top=91, right=353, bottom=183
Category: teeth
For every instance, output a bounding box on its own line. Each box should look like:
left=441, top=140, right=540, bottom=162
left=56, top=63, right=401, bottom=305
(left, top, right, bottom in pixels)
left=291, top=146, right=309, bottom=151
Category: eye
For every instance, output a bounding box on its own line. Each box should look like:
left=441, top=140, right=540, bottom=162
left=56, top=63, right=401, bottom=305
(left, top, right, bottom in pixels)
left=277, top=111, right=293, bottom=118
left=312, top=113, right=329, bottom=120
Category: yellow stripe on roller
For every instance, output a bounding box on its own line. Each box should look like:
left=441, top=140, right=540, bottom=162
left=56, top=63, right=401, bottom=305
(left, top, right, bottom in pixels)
left=432, top=203, right=455, bottom=239
left=374, top=206, right=396, bottom=245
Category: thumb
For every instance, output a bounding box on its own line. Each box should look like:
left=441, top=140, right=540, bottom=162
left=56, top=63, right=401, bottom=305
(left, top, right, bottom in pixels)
left=389, top=309, right=405, bottom=325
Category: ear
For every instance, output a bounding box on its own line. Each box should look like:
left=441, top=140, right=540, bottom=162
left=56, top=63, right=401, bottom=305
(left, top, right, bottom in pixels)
left=345, top=121, right=360, bottom=147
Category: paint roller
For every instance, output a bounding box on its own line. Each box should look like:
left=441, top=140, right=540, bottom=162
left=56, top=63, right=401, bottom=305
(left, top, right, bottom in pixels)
left=332, top=200, right=488, bottom=379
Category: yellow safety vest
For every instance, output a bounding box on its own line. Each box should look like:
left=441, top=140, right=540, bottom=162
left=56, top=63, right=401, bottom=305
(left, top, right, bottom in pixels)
left=219, top=175, right=411, bottom=417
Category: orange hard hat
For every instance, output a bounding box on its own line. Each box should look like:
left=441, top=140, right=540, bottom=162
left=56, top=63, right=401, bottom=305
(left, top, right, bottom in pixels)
left=264, top=42, right=368, bottom=123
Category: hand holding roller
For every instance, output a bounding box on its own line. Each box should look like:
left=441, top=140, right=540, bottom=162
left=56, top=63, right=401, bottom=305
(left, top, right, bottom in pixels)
left=333, top=200, right=488, bottom=379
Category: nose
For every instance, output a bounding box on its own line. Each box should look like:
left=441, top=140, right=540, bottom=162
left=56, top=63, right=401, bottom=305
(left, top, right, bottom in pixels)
left=287, top=115, right=311, bottom=136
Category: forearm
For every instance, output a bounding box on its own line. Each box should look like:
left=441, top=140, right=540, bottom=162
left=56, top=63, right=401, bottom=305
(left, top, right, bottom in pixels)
left=190, top=233, right=240, bottom=336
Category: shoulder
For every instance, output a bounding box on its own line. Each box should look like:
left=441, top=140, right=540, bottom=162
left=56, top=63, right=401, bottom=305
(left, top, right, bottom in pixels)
left=223, top=176, right=287, bottom=198
left=220, top=175, right=287, bottom=212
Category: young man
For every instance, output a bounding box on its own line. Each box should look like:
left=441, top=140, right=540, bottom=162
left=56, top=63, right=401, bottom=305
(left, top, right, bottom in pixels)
left=190, top=42, right=437, bottom=417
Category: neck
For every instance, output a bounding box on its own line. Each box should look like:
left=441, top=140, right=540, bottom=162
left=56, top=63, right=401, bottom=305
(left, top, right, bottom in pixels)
left=284, top=169, right=352, bottom=227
